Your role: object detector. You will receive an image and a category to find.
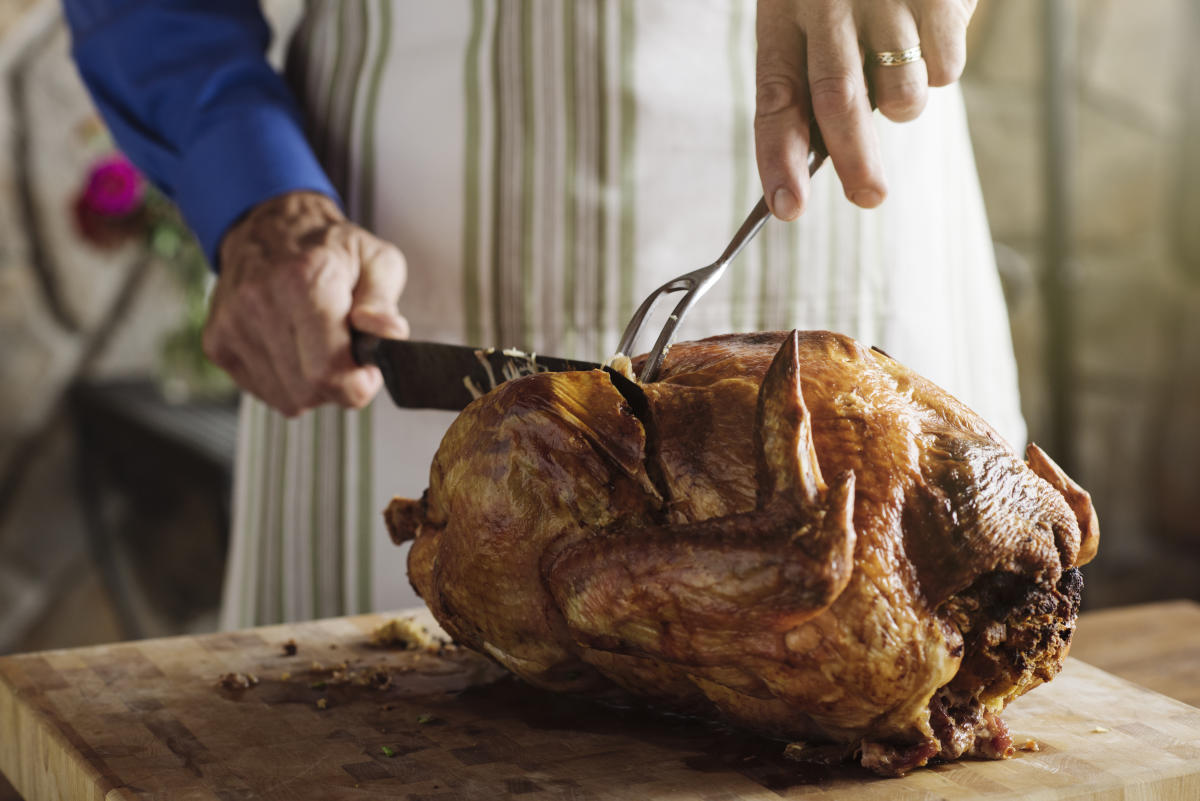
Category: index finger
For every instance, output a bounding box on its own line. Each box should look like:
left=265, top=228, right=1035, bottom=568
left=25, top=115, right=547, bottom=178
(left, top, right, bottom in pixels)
left=755, top=0, right=812, bottom=221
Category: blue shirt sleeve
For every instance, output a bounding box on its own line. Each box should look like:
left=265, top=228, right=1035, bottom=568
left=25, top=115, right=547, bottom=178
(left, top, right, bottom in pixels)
left=63, top=0, right=341, bottom=269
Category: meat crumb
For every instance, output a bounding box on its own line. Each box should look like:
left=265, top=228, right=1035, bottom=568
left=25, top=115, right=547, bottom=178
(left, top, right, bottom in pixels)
left=605, top=353, right=635, bottom=380
left=370, top=669, right=393, bottom=690
left=369, top=617, right=450, bottom=651
left=217, top=672, right=259, bottom=690
left=300, top=655, right=401, bottom=691
left=782, top=742, right=811, bottom=761
left=282, top=639, right=297, bottom=656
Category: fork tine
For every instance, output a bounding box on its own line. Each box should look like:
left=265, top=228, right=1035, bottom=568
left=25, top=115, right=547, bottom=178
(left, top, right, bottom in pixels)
left=615, top=275, right=696, bottom=359
left=637, top=287, right=701, bottom=382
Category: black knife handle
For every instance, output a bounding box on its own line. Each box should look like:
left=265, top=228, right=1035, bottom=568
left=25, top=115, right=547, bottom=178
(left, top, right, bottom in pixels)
left=350, top=327, right=380, bottom=367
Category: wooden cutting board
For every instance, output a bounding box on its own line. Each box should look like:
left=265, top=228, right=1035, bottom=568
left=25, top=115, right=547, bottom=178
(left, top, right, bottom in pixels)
left=2, top=609, right=1198, bottom=801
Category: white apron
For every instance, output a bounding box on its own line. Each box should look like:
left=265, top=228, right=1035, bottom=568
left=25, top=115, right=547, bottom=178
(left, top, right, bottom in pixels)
left=219, top=0, right=1025, bottom=630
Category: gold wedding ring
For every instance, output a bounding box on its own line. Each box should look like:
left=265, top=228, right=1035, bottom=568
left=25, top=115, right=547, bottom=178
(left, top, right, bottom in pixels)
left=870, top=45, right=923, bottom=67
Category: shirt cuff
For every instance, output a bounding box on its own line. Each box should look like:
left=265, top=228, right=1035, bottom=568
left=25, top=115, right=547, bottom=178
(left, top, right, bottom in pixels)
left=173, top=104, right=341, bottom=270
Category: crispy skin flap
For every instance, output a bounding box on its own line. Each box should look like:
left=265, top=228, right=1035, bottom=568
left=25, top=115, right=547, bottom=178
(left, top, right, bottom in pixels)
left=1026, top=443, right=1100, bottom=566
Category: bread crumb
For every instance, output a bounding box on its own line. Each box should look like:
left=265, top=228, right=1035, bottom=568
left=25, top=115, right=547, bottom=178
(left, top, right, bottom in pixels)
left=282, top=639, right=297, bottom=656
left=316, top=698, right=328, bottom=710
left=1018, top=738, right=1040, bottom=752
left=1091, top=726, right=1110, bottom=734
left=279, top=671, right=291, bottom=681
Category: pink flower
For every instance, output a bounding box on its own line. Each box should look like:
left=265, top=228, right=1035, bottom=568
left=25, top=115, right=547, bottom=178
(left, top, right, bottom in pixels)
left=81, top=154, right=145, bottom=218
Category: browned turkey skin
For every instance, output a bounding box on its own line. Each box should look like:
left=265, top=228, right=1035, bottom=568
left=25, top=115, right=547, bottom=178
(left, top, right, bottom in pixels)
left=387, top=330, right=1098, bottom=776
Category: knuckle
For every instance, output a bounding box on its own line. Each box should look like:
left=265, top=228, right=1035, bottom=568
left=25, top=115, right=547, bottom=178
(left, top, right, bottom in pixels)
left=299, top=221, right=343, bottom=252
left=334, top=371, right=377, bottom=409
left=375, top=239, right=406, bottom=267
left=318, top=376, right=355, bottom=408
left=302, top=254, right=343, bottom=297
left=201, top=334, right=223, bottom=365
left=809, top=74, right=859, bottom=118
left=235, top=280, right=274, bottom=316
left=802, top=0, right=841, bottom=28
left=287, top=250, right=333, bottom=286
left=201, top=323, right=232, bottom=365
left=272, top=391, right=308, bottom=418
left=382, top=244, right=408, bottom=277
left=755, top=75, right=803, bottom=117
left=365, top=241, right=408, bottom=288
left=920, top=0, right=971, bottom=85
left=315, top=372, right=349, bottom=399
left=347, top=377, right=378, bottom=409
left=877, top=79, right=926, bottom=119
left=299, top=387, right=327, bottom=412
left=342, top=388, right=373, bottom=410
left=922, top=0, right=965, bottom=17
left=296, top=353, right=335, bottom=390
left=255, top=389, right=286, bottom=415
left=928, top=49, right=965, bottom=86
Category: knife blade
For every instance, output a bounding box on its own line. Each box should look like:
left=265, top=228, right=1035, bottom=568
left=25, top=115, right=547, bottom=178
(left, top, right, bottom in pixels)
left=351, top=330, right=604, bottom=411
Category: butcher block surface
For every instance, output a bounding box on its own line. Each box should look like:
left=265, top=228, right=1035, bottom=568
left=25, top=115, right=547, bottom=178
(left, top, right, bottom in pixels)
left=2, top=608, right=1199, bottom=801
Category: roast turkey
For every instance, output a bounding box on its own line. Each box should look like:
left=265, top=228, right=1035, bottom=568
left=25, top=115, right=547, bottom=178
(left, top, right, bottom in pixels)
left=386, top=330, right=1099, bottom=776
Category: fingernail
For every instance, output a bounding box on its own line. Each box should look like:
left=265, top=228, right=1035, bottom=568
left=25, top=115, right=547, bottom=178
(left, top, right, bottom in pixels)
left=850, top=189, right=883, bottom=208
left=772, top=187, right=799, bottom=220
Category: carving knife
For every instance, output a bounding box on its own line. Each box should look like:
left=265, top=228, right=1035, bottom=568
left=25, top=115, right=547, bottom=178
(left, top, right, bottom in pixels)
left=350, top=330, right=604, bottom=411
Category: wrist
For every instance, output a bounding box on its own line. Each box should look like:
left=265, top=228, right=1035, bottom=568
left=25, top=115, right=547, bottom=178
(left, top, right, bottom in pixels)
left=219, top=190, right=345, bottom=266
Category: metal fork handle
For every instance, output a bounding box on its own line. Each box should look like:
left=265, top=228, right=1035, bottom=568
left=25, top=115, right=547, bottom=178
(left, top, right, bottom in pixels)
left=716, top=196, right=770, bottom=267
left=618, top=134, right=830, bottom=383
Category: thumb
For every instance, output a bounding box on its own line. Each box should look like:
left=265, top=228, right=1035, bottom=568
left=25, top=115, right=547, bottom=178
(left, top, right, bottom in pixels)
left=350, top=240, right=410, bottom=339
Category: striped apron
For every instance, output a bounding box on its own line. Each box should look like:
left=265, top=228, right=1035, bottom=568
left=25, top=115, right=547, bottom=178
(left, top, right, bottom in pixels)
left=218, top=0, right=1026, bottom=630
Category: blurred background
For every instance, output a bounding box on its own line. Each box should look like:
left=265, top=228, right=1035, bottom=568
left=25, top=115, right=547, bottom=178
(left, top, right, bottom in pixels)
left=0, top=0, right=1196, bottom=662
